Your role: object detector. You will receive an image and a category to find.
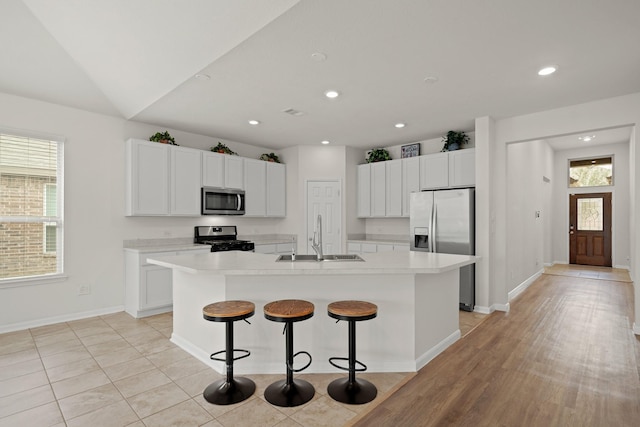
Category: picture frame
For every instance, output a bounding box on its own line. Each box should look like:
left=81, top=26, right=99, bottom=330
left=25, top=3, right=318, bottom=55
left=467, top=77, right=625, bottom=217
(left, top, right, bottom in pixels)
left=401, top=143, right=420, bottom=158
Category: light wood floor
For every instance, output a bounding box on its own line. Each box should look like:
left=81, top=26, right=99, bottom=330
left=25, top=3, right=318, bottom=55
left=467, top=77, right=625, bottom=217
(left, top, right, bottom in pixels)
left=352, top=266, right=640, bottom=426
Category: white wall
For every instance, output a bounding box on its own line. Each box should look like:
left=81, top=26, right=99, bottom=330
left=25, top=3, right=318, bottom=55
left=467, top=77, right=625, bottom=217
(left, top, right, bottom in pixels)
left=506, top=140, right=553, bottom=293
left=551, top=141, right=630, bottom=268
left=0, top=92, right=286, bottom=331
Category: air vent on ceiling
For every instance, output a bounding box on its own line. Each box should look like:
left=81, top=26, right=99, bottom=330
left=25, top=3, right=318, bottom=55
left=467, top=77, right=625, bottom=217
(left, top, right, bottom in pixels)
left=282, top=108, right=305, bottom=116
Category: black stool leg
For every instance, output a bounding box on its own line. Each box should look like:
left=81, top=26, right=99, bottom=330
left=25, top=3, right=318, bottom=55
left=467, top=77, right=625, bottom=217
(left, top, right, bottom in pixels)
left=203, top=321, right=255, bottom=405
left=264, top=321, right=315, bottom=407
left=328, top=320, right=377, bottom=405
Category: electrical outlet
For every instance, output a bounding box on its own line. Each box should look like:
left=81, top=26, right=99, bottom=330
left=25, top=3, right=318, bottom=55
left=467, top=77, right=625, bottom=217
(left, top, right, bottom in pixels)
left=78, top=285, right=90, bottom=295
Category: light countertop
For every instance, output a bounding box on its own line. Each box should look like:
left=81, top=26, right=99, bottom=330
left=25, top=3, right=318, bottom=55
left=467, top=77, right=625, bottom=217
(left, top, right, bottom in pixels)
left=147, top=250, right=476, bottom=276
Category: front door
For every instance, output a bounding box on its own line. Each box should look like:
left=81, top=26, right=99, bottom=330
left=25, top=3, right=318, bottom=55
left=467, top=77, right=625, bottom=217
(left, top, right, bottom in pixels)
left=306, top=181, right=341, bottom=255
left=569, top=193, right=612, bottom=266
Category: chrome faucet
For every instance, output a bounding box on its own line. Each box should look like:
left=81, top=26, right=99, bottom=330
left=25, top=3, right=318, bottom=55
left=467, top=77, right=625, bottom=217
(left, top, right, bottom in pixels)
left=311, top=214, right=323, bottom=260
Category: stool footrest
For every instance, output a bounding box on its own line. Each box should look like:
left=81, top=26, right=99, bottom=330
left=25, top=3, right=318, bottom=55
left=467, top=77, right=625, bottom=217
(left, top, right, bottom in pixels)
left=328, top=356, right=367, bottom=372
left=287, top=350, right=312, bottom=373
left=210, top=348, right=251, bottom=363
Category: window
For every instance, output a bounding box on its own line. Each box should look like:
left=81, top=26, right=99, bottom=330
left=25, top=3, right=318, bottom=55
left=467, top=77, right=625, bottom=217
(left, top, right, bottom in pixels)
left=569, top=157, right=613, bottom=188
left=0, top=132, right=64, bottom=280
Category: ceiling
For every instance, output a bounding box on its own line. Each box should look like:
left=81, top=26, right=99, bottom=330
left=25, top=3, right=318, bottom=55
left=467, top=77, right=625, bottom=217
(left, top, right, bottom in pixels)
left=2, top=0, right=639, bottom=150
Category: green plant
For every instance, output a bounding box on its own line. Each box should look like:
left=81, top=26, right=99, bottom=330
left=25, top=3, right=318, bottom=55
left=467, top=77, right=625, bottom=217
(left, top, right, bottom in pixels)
left=149, top=131, right=177, bottom=145
left=210, top=142, right=237, bottom=155
left=441, top=130, right=469, bottom=152
left=366, top=148, right=391, bottom=163
left=259, top=153, right=281, bottom=163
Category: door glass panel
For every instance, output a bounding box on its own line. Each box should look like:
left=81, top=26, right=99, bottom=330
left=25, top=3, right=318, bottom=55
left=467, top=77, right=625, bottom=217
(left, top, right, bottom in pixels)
left=577, top=198, right=603, bottom=231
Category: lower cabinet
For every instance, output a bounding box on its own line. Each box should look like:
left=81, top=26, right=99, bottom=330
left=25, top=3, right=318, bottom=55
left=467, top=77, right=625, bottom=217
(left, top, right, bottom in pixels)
left=347, top=241, right=409, bottom=254
left=254, top=242, right=296, bottom=254
left=124, top=247, right=210, bottom=318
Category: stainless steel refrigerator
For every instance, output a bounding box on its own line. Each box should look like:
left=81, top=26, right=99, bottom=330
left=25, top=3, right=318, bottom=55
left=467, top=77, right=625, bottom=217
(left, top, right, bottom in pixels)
left=410, top=188, right=475, bottom=311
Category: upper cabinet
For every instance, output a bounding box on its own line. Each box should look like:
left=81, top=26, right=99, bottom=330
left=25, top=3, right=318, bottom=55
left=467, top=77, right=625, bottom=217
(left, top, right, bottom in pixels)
left=357, top=164, right=371, bottom=217
left=420, top=149, right=475, bottom=190
left=201, top=151, right=244, bottom=190
left=126, top=139, right=200, bottom=216
left=420, top=152, right=449, bottom=190
left=244, top=159, right=286, bottom=217
left=402, top=157, right=420, bottom=217
left=266, top=162, right=286, bottom=217
left=448, top=148, right=475, bottom=188
left=357, top=149, right=475, bottom=218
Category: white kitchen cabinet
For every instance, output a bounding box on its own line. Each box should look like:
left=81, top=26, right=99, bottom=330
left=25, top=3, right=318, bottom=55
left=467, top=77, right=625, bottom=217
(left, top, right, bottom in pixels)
left=385, top=159, right=403, bottom=217
left=244, top=159, right=266, bottom=216
left=243, top=160, right=286, bottom=217
left=201, top=151, right=244, bottom=190
left=124, top=247, right=211, bottom=318
left=448, top=148, right=475, bottom=187
left=357, top=164, right=371, bottom=217
left=125, top=139, right=170, bottom=216
left=201, top=151, right=225, bottom=188
left=266, top=162, right=286, bottom=217
left=420, top=152, right=449, bottom=190
left=170, top=146, right=201, bottom=215
left=225, top=155, right=244, bottom=190
left=371, top=162, right=386, bottom=216
left=126, top=139, right=201, bottom=216
left=347, top=241, right=409, bottom=254
left=254, top=242, right=296, bottom=254
left=402, top=157, right=420, bottom=217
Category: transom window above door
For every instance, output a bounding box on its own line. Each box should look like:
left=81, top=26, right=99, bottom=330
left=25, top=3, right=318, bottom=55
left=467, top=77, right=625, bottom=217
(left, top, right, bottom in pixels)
left=569, top=157, right=613, bottom=188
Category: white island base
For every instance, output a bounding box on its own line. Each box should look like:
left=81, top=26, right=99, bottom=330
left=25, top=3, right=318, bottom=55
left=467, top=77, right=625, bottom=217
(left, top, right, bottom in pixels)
left=149, top=251, right=475, bottom=375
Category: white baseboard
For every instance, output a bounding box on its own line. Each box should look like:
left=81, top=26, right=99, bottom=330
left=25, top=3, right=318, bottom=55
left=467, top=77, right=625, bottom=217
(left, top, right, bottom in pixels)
left=508, top=269, right=543, bottom=302
left=474, top=303, right=510, bottom=313
left=492, top=303, right=510, bottom=312
left=0, top=305, right=124, bottom=334
left=415, top=329, right=461, bottom=371
left=613, top=264, right=630, bottom=271
left=474, top=306, right=492, bottom=314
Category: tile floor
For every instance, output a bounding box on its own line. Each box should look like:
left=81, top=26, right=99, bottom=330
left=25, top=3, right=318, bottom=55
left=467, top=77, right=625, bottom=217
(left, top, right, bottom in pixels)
left=0, top=311, right=413, bottom=427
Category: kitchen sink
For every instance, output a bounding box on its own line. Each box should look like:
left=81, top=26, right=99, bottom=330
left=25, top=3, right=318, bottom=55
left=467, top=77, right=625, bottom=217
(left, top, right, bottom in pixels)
left=276, top=254, right=364, bottom=262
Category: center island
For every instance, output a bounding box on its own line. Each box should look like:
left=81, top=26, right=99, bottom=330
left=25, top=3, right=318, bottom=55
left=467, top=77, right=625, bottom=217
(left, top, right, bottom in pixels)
left=147, top=250, right=476, bottom=375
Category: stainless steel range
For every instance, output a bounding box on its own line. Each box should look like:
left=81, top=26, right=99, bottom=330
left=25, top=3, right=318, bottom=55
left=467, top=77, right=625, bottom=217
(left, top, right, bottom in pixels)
left=194, top=226, right=255, bottom=252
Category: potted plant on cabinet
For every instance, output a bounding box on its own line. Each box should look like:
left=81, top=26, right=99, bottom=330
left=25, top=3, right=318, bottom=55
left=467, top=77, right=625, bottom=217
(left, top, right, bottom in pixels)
left=210, top=142, right=238, bottom=155
left=149, top=131, right=177, bottom=145
left=441, top=130, right=469, bottom=152
left=366, top=148, right=391, bottom=163
left=259, top=153, right=281, bottom=163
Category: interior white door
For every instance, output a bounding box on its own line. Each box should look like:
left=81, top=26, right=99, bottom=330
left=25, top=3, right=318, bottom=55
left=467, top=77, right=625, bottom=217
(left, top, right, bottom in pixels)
left=307, top=181, right=341, bottom=255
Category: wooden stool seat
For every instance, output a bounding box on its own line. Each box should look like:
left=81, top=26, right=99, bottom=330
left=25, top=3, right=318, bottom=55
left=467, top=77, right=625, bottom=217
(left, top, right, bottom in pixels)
left=203, top=300, right=255, bottom=322
left=264, top=299, right=314, bottom=322
left=263, top=298, right=315, bottom=407
left=328, top=300, right=377, bottom=321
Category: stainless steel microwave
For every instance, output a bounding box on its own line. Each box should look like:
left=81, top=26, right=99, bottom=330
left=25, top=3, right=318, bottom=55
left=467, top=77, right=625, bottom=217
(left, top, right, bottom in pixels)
left=201, top=187, right=245, bottom=215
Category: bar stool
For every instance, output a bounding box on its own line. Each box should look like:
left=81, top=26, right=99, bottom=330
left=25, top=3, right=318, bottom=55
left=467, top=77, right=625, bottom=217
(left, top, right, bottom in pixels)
left=202, top=300, right=256, bottom=405
left=263, top=299, right=315, bottom=407
left=327, top=300, right=378, bottom=404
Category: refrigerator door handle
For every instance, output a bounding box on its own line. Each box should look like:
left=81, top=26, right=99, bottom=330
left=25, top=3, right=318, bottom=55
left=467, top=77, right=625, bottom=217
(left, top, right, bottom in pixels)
left=432, top=203, right=437, bottom=253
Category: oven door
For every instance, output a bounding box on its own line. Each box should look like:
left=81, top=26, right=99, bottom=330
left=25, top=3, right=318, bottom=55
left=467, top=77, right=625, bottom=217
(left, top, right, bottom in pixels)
left=201, top=187, right=245, bottom=215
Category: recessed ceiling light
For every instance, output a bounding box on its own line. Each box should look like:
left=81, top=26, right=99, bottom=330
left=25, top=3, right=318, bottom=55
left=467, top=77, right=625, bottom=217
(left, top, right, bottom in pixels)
left=423, top=76, right=439, bottom=84
left=321, top=140, right=330, bottom=145
left=538, top=66, right=557, bottom=76
left=395, top=123, right=406, bottom=128
left=195, top=73, right=211, bottom=81
left=578, top=135, right=596, bottom=142
left=325, top=90, right=340, bottom=99
left=248, top=120, right=260, bottom=125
